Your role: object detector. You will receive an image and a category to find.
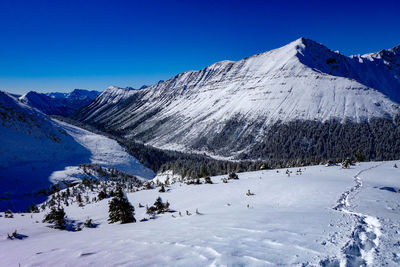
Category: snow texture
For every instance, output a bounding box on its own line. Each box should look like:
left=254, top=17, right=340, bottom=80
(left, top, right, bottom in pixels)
left=1, top=161, right=400, bottom=266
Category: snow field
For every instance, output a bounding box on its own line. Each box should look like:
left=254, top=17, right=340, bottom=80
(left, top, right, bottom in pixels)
left=2, top=161, right=399, bottom=266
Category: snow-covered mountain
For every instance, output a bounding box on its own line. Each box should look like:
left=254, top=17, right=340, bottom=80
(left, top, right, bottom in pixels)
left=0, top=91, right=93, bottom=210
left=19, top=89, right=101, bottom=116
left=74, top=38, right=400, bottom=159
left=0, top=91, right=155, bottom=211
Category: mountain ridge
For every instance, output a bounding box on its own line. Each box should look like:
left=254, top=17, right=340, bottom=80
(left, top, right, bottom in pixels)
left=73, top=38, right=400, bottom=160
left=19, top=89, right=101, bottom=116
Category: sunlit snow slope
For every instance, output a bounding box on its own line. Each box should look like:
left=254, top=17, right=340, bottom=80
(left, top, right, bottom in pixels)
left=1, top=161, right=399, bottom=266
left=54, top=120, right=155, bottom=180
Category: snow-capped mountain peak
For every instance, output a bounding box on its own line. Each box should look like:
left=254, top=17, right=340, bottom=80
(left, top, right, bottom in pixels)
left=75, top=38, right=400, bottom=158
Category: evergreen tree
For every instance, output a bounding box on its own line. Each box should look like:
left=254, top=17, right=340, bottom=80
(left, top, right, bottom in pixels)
left=147, top=197, right=170, bottom=215
left=355, top=149, right=365, bottom=162
left=76, top=193, right=82, bottom=203
left=43, top=207, right=66, bottom=229
left=159, top=185, right=166, bottom=193
left=108, top=187, right=136, bottom=224
left=200, top=164, right=208, bottom=177
left=98, top=189, right=107, bottom=200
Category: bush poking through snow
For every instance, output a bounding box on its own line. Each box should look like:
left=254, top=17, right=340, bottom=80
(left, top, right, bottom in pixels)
left=84, top=218, right=95, bottom=228
left=147, top=197, right=170, bottom=215
left=159, top=185, right=166, bottom=193
left=7, top=230, right=18, bottom=240
left=6, top=230, right=27, bottom=240
left=342, top=158, right=353, bottom=169
left=228, top=173, right=239, bottom=180
left=246, top=189, right=255, bottom=196
left=108, top=187, right=136, bottom=224
left=4, top=210, right=13, bottom=218
left=43, top=207, right=67, bottom=229
left=204, top=177, right=213, bottom=184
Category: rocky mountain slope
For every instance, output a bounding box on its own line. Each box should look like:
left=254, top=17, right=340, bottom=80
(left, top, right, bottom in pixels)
left=19, top=89, right=100, bottom=116
left=74, top=38, right=400, bottom=160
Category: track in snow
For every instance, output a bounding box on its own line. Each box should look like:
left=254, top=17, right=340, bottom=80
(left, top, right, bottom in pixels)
left=322, top=164, right=383, bottom=266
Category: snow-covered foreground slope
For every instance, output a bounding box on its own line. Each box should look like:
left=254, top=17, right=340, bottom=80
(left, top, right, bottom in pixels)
left=2, top=161, right=399, bottom=266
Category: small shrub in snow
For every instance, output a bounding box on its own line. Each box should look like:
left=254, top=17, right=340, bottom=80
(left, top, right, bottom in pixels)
left=159, top=185, right=166, bottom=193
left=4, top=210, right=13, bottom=218
left=6, top=230, right=26, bottom=240
left=342, top=158, right=353, bottom=169
left=246, top=189, right=255, bottom=196
left=228, top=173, right=239, bottom=180
left=84, top=218, right=95, bottom=228
left=204, top=177, right=213, bottom=184
left=147, top=197, right=170, bottom=215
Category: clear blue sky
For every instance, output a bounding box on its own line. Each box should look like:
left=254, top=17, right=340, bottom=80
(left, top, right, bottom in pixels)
left=1, top=0, right=399, bottom=94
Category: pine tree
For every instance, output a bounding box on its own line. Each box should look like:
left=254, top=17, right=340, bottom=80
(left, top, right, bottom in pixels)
left=159, top=185, right=166, bottom=192
left=76, top=193, right=82, bottom=203
left=154, top=197, right=164, bottom=212
left=43, top=207, right=66, bottom=229
left=98, top=189, right=107, bottom=200
left=147, top=197, right=170, bottom=215
left=108, top=187, right=136, bottom=224
left=355, top=149, right=365, bottom=162
left=200, top=164, right=208, bottom=177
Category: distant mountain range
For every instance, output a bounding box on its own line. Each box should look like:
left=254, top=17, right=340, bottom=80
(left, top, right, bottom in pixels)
left=19, top=89, right=101, bottom=116
left=73, top=38, right=400, bottom=162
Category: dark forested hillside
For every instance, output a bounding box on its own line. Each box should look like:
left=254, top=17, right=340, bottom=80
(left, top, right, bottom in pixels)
left=57, top=115, right=400, bottom=179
